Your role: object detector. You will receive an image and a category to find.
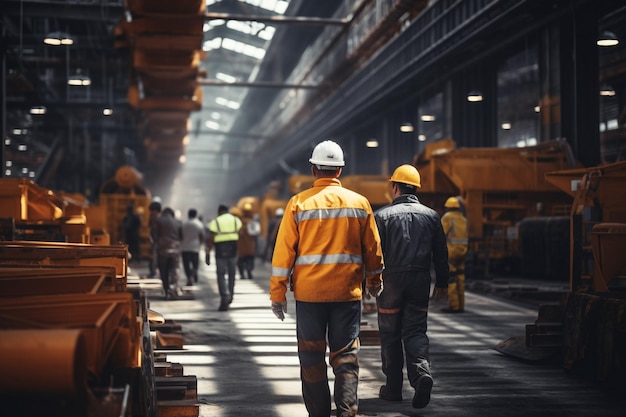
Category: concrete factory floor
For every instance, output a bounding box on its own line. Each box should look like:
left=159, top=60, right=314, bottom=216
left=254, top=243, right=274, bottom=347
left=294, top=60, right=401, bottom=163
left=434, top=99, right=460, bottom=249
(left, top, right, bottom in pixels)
left=129, top=257, right=625, bottom=417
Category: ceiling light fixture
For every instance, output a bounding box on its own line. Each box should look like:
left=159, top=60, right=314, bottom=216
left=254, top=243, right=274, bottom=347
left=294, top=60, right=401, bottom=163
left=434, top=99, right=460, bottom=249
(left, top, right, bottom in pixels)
left=418, top=134, right=427, bottom=142
left=600, top=84, right=616, bottom=96
left=597, top=31, right=619, bottom=47
left=103, top=108, right=113, bottom=116
left=400, top=122, right=414, bottom=133
left=467, top=90, right=483, bottom=102
left=30, top=106, right=47, bottom=115
left=366, top=140, right=379, bottom=148
left=420, top=114, right=435, bottom=122
left=67, top=70, right=91, bottom=86
left=44, top=31, right=73, bottom=46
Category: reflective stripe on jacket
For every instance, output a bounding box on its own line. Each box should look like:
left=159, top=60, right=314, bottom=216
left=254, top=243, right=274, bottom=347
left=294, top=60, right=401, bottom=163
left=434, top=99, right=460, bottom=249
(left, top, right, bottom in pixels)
left=209, top=213, right=242, bottom=243
left=270, top=177, right=383, bottom=303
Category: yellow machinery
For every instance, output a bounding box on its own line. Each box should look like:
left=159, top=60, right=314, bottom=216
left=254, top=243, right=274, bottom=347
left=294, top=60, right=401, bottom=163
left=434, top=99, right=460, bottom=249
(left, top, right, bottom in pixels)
left=99, top=166, right=152, bottom=260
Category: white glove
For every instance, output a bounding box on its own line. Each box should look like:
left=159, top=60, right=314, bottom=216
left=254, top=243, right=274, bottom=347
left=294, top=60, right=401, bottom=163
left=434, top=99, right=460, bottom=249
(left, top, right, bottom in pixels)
left=271, top=301, right=288, bottom=321
left=366, top=282, right=383, bottom=298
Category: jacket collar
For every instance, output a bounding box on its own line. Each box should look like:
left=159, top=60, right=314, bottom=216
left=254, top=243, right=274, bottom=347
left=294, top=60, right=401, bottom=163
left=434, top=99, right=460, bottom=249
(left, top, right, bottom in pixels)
left=392, top=193, right=420, bottom=204
left=313, top=177, right=342, bottom=187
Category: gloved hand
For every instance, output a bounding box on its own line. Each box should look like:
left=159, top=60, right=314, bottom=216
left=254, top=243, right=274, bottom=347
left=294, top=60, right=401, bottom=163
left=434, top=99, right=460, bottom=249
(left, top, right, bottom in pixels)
left=205, top=253, right=211, bottom=265
left=366, top=282, right=383, bottom=299
left=271, top=301, right=288, bottom=321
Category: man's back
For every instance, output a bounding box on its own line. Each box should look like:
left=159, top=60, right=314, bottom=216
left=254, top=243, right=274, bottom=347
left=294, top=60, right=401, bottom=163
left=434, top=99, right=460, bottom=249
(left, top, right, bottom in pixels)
left=181, top=218, right=204, bottom=252
left=156, top=213, right=182, bottom=254
left=271, top=177, right=382, bottom=303
left=375, top=194, right=448, bottom=273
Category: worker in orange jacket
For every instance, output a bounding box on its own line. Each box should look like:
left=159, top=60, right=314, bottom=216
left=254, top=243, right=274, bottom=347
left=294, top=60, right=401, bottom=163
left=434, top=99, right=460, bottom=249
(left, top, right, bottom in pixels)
left=441, top=196, right=469, bottom=313
left=270, top=140, right=384, bottom=417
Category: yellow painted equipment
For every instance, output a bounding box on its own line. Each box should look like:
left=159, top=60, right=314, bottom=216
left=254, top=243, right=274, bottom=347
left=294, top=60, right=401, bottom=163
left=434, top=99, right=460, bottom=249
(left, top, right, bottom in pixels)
left=99, top=166, right=152, bottom=260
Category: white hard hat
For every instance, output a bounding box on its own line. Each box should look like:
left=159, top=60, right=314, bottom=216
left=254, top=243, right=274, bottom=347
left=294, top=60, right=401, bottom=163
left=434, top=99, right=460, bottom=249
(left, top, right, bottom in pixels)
left=275, top=208, right=284, bottom=216
left=309, top=140, right=345, bottom=168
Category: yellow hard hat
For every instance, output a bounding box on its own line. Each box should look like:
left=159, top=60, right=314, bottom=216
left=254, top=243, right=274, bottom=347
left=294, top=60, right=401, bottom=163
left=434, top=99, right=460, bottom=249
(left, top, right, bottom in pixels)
left=389, top=164, right=421, bottom=188
left=243, top=202, right=253, bottom=212
left=445, top=196, right=460, bottom=208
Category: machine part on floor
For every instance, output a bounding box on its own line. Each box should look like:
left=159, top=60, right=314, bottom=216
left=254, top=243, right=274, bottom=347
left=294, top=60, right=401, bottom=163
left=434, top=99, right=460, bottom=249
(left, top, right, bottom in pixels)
left=504, top=160, right=626, bottom=384
left=0, top=329, right=88, bottom=395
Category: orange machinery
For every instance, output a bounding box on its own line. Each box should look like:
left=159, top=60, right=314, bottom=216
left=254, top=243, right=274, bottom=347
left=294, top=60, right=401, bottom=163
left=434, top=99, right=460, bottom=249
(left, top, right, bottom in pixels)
left=517, top=161, right=626, bottom=384
left=414, top=139, right=580, bottom=272
left=545, top=160, right=626, bottom=293
left=0, top=178, right=94, bottom=243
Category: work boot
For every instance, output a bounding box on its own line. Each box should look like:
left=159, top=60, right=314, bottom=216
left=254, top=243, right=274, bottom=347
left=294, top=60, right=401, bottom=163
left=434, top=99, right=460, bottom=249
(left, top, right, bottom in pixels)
left=379, top=385, right=402, bottom=402
left=412, top=374, right=433, bottom=409
left=218, top=300, right=229, bottom=311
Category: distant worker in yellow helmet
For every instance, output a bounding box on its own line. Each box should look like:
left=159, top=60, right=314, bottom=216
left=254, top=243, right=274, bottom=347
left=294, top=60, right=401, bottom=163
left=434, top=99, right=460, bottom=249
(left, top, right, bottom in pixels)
left=440, top=196, right=469, bottom=313
left=374, top=164, right=449, bottom=409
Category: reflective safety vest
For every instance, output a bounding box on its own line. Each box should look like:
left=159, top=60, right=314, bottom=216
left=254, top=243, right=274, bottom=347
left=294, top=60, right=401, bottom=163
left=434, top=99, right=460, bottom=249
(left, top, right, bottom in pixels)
left=270, top=177, right=383, bottom=303
left=209, top=213, right=242, bottom=243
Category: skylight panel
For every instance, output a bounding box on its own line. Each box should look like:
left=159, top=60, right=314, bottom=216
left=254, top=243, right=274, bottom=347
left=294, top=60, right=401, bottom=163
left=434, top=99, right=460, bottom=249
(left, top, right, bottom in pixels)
left=216, top=72, right=237, bottom=83
left=206, top=0, right=289, bottom=14
left=203, top=37, right=222, bottom=51
left=222, top=38, right=265, bottom=59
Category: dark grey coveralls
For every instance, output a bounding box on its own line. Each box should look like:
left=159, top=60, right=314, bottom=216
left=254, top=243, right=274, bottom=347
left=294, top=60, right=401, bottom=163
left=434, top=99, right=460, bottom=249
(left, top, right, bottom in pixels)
left=374, top=194, right=449, bottom=395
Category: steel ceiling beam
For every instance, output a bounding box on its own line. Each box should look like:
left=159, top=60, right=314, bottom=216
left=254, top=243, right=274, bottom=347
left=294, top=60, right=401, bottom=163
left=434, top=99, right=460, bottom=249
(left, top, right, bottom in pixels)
left=205, top=13, right=349, bottom=26
left=198, top=79, right=318, bottom=89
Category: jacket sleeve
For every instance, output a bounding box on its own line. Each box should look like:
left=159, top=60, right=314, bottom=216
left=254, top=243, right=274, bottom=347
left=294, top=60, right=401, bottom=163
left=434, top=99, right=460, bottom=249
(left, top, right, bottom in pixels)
left=269, top=199, right=298, bottom=302
left=363, top=206, right=384, bottom=288
left=432, top=216, right=450, bottom=288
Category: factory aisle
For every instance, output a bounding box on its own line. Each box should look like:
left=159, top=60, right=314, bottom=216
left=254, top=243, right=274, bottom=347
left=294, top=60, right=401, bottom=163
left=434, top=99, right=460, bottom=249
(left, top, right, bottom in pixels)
left=132, top=259, right=625, bottom=417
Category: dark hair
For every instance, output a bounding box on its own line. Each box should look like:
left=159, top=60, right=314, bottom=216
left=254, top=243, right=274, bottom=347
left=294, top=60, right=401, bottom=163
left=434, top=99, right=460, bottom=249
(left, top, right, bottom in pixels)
left=188, top=208, right=197, bottom=218
left=393, top=182, right=417, bottom=195
left=218, top=204, right=229, bottom=213
left=149, top=201, right=162, bottom=212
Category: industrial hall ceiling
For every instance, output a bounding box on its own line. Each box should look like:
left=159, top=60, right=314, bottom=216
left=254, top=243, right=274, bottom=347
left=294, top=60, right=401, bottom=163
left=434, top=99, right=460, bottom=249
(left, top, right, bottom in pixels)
left=2, top=0, right=359, bottom=210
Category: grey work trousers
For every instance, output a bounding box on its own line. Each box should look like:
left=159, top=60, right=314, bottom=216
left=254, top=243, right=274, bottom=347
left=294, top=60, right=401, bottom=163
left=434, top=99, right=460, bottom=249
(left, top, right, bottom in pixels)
left=296, top=300, right=361, bottom=417
left=215, top=256, right=237, bottom=304
left=376, top=270, right=432, bottom=394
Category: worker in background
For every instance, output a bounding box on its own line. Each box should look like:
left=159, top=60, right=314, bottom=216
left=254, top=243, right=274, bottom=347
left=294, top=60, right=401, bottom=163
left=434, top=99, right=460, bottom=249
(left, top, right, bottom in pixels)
left=263, top=207, right=284, bottom=262
left=237, top=203, right=260, bottom=280
left=374, top=164, right=449, bottom=409
left=206, top=204, right=242, bottom=311
left=181, top=208, right=205, bottom=286
left=440, top=196, right=469, bottom=313
left=270, top=140, right=383, bottom=417
left=122, top=203, right=142, bottom=263
left=155, top=206, right=183, bottom=299
left=147, top=199, right=162, bottom=278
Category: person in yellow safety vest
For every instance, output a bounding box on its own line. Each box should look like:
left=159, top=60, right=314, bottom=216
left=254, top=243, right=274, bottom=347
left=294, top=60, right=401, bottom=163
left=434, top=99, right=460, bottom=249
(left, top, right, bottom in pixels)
left=440, top=196, right=469, bottom=313
left=270, top=140, right=384, bottom=417
left=206, top=204, right=242, bottom=311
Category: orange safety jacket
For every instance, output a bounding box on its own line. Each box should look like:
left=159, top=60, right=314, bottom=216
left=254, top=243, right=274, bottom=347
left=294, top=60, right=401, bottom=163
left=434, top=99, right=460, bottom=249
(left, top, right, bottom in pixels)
left=270, top=177, right=384, bottom=303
